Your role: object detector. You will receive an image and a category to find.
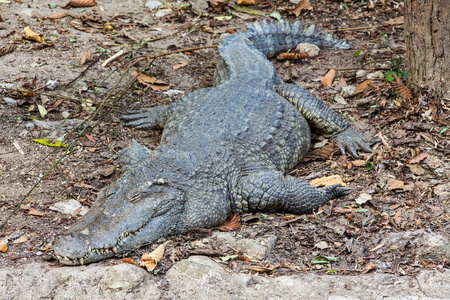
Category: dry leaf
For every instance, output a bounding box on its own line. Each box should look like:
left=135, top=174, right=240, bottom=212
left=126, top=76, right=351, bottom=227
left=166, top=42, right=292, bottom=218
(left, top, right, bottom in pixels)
left=213, top=213, right=241, bottom=231
left=237, top=0, right=255, bottom=5
left=407, top=164, right=426, bottom=175
left=354, top=80, right=374, bottom=95
left=384, top=16, right=404, bottom=26
left=225, top=28, right=236, bottom=34
left=351, top=160, right=366, bottom=167
left=0, top=244, right=7, bottom=253
left=303, top=143, right=335, bottom=161
left=321, top=69, right=336, bottom=87
left=284, top=0, right=313, bottom=17
left=209, top=0, right=230, bottom=12
left=139, top=241, right=172, bottom=272
left=121, top=258, right=137, bottom=265
left=386, top=178, right=404, bottom=190
left=28, top=207, right=46, bottom=217
left=189, top=248, right=224, bottom=256
left=80, top=49, right=93, bottom=66
left=393, top=209, right=402, bottom=224
left=0, top=44, right=17, bottom=57
left=355, top=193, right=372, bottom=205
left=132, top=71, right=170, bottom=90
left=408, top=152, right=427, bottom=164
left=277, top=52, right=309, bottom=61
left=309, top=174, right=346, bottom=187
left=39, top=246, right=52, bottom=251
left=23, top=27, right=44, bottom=43
left=390, top=74, right=412, bottom=100
left=201, top=24, right=214, bottom=34
left=361, top=264, right=376, bottom=274
left=173, top=61, right=188, bottom=70
left=65, top=0, right=97, bottom=8
left=47, top=13, right=68, bottom=19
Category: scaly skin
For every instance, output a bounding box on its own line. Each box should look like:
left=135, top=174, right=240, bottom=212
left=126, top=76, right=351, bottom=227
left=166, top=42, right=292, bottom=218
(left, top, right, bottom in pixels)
left=54, top=20, right=374, bottom=265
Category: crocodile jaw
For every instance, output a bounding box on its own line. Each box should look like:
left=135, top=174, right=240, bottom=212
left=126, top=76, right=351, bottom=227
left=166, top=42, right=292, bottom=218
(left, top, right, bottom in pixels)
left=54, top=173, right=185, bottom=265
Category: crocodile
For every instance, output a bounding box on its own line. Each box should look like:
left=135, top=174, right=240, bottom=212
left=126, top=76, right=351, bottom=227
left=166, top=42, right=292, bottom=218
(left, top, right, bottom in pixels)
left=54, top=20, right=374, bottom=265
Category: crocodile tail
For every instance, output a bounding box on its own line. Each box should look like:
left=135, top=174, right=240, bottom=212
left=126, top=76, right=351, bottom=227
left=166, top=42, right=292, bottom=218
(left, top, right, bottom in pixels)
left=246, top=19, right=350, bottom=58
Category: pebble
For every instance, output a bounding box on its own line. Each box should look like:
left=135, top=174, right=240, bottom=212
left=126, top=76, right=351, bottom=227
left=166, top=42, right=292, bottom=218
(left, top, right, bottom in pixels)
left=155, top=8, right=172, bottom=18
left=367, top=71, right=384, bottom=79
left=145, top=0, right=162, bottom=11
left=3, top=97, right=17, bottom=106
left=340, top=85, right=356, bottom=97
left=295, top=43, right=320, bottom=57
left=46, top=80, right=59, bottom=90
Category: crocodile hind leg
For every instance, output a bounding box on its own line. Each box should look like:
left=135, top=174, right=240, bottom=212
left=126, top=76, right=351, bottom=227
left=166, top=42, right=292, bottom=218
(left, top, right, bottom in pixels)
left=234, top=171, right=350, bottom=214
left=275, top=84, right=374, bottom=157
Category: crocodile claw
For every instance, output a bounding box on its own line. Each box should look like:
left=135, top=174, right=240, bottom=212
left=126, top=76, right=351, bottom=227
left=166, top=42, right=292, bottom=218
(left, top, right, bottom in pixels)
left=333, top=127, right=378, bottom=158
left=321, top=183, right=351, bottom=200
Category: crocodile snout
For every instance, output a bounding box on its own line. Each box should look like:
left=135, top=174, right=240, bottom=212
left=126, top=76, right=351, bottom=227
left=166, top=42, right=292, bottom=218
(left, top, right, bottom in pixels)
left=54, top=233, right=90, bottom=265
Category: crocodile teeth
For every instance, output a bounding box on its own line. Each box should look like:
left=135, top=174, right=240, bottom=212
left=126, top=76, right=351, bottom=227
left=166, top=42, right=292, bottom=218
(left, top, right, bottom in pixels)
left=79, top=257, right=84, bottom=265
left=56, top=255, right=63, bottom=260
left=88, top=246, right=92, bottom=253
left=112, top=246, right=117, bottom=253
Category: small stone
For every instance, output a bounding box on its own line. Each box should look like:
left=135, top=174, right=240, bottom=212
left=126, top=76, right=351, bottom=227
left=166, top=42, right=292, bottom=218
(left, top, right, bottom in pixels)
left=163, top=89, right=185, bottom=97
left=145, top=0, right=163, bottom=11
left=315, top=241, right=329, bottom=249
left=3, top=97, right=17, bottom=106
left=295, top=43, right=320, bottom=57
left=62, top=111, right=70, bottom=119
left=46, top=80, right=59, bottom=90
left=49, top=199, right=86, bottom=215
left=341, top=85, right=356, bottom=97
left=356, top=70, right=367, bottom=78
left=434, top=183, right=450, bottom=201
left=366, top=71, right=384, bottom=79
left=155, top=8, right=172, bottom=18
left=334, top=94, right=348, bottom=105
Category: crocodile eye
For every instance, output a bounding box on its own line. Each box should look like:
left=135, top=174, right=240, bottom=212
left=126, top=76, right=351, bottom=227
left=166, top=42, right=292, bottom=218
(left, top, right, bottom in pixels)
left=126, top=188, right=142, bottom=203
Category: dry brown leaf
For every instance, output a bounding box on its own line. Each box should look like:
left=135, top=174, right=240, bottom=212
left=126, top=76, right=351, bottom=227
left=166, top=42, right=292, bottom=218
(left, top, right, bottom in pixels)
left=23, top=27, right=44, bottom=43
left=237, top=0, right=255, bottom=5
left=390, top=73, right=412, bottom=100
left=393, top=209, right=402, bottom=224
left=139, top=241, right=172, bottom=272
left=407, top=164, right=426, bottom=175
left=277, top=52, right=309, bottom=61
left=321, top=69, right=336, bottom=87
left=47, top=13, right=69, bottom=19
left=0, top=44, right=17, bottom=57
left=189, top=248, right=224, bottom=256
left=351, top=160, right=366, bottom=167
left=241, top=264, right=280, bottom=272
left=384, top=16, right=404, bottom=26
left=284, top=0, right=313, bottom=17
left=28, top=207, right=45, bottom=217
left=386, top=178, right=404, bottom=190
left=213, top=213, right=241, bottom=231
left=333, top=207, right=356, bottom=213
left=354, top=79, right=374, bottom=95
left=121, top=258, right=137, bottom=265
left=80, top=48, right=93, bottom=66
left=225, top=28, right=236, bottom=34
left=0, top=244, right=7, bottom=253
left=209, top=0, right=230, bottom=12
left=38, top=246, right=52, bottom=251
left=69, top=19, right=96, bottom=33
left=173, top=61, right=188, bottom=70
left=201, top=24, right=214, bottom=34
left=132, top=71, right=170, bottom=90
left=408, top=152, right=427, bottom=164
left=74, top=182, right=97, bottom=189
left=303, top=143, right=335, bottom=161
left=309, top=174, right=346, bottom=187
left=361, top=264, right=376, bottom=274
left=65, top=0, right=97, bottom=8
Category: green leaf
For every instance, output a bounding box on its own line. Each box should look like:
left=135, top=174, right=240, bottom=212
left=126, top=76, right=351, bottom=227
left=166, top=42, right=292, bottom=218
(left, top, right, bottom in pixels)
left=385, top=70, right=395, bottom=82
left=311, top=256, right=337, bottom=264
left=48, top=3, right=56, bottom=8
left=439, top=125, right=449, bottom=135
left=220, top=255, right=239, bottom=262
left=326, top=269, right=337, bottom=274
left=214, top=16, right=232, bottom=21
left=365, top=161, right=374, bottom=171
left=33, top=138, right=67, bottom=148
left=356, top=207, right=369, bottom=213
left=261, top=214, right=268, bottom=218
left=401, top=71, right=409, bottom=79
left=269, top=11, right=281, bottom=20
left=78, top=9, right=86, bottom=13
left=231, top=4, right=261, bottom=15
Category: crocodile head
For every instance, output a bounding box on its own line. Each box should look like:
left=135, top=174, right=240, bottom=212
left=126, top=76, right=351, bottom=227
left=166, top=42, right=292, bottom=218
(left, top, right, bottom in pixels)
left=54, top=169, right=186, bottom=265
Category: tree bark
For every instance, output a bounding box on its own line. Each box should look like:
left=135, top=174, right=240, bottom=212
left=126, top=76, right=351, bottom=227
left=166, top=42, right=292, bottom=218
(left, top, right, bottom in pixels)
left=404, top=0, right=450, bottom=98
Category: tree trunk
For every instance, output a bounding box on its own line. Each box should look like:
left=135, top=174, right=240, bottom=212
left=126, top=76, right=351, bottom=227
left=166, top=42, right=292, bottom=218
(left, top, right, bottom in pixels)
left=404, top=0, right=450, bottom=98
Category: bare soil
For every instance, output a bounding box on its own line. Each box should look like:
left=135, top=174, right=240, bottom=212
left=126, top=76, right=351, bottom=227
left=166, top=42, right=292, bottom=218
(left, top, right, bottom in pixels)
left=0, top=0, right=449, bottom=279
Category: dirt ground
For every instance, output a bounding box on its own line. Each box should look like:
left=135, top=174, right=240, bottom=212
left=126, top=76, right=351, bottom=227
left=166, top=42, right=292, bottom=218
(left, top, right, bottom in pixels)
left=0, top=0, right=449, bottom=280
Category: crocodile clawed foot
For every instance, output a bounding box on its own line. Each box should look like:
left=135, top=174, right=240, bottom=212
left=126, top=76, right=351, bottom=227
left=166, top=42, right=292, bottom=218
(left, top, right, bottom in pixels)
left=333, top=127, right=379, bottom=158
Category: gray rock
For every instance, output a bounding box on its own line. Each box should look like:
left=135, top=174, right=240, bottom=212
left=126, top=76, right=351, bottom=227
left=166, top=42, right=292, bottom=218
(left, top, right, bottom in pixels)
left=155, top=8, right=172, bottom=18
left=334, top=94, right=348, bottom=105
left=295, top=43, right=320, bottom=57
left=46, top=80, right=59, bottom=90
left=213, top=232, right=278, bottom=260
left=367, top=71, right=385, bottom=79
left=145, top=0, right=163, bottom=11
left=341, top=85, right=356, bottom=97
left=49, top=199, right=89, bottom=216
left=434, top=182, right=450, bottom=201
left=0, top=263, right=161, bottom=300
left=356, top=70, right=368, bottom=78
left=3, top=97, right=17, bottom=106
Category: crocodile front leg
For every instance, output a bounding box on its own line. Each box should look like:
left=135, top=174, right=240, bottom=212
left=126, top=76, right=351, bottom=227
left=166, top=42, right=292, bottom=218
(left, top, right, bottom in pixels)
left=233, top=171, right=350, bottom=214
left=275, top=84, right=374, bottom=157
